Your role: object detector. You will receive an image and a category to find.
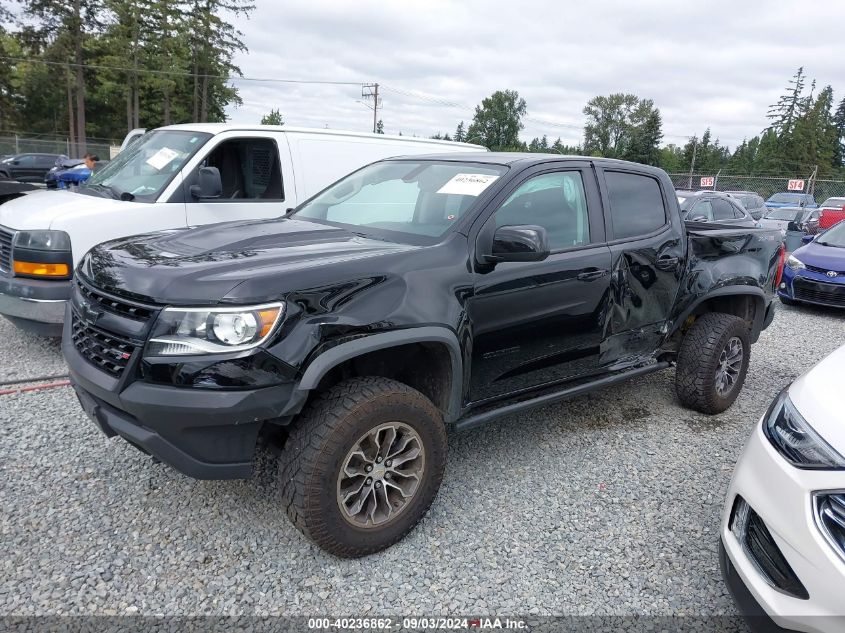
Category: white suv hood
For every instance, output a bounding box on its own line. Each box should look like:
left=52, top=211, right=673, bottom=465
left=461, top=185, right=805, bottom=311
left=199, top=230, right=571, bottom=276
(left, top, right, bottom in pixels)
left=0, top=190, right=134, bottom=231
left=789, top=344, right=845, bottom=455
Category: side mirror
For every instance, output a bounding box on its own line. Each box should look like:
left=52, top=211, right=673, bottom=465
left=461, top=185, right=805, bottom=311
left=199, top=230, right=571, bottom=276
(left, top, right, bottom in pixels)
left=486, top=225, right=550, bottom=263
left=690, top=215, right=709, bottom=223
left=802, top=234, right=815, bottom=244
left=11, top=160, right=19, bottom=165
left=189, top=166, right=222, bottom=199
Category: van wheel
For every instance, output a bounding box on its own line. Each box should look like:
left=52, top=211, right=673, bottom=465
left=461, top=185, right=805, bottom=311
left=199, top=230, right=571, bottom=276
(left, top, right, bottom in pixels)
left=280, top=377, right=447, bottom=558
left=675, top=313, right=750, bottom=415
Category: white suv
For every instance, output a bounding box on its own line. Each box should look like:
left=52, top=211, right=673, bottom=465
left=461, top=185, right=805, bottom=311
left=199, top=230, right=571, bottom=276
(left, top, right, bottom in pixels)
left=720, top=345, right=845, bottom=633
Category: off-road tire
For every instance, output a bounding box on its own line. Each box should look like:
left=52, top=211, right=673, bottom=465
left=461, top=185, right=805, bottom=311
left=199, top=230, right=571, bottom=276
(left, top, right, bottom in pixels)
left=675, top=312, right=751, bottom=415
left=280, top=376, right=447, bottom=558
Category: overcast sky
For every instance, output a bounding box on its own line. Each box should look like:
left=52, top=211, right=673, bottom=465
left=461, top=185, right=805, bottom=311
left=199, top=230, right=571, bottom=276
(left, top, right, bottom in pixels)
left=225, top=0, right=844, bottom=150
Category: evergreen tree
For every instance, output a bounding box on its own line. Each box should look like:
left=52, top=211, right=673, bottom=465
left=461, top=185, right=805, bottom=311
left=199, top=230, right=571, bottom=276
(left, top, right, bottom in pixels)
left=260, top=108, right=284, bottom=125
left=623, top=102, right=662, bottom=165
left=453, top=121, right=465, bottom=142
left=184, top=0, right=254, bottom=122
left=767, top=67, right=806, bottom=136
left=833, top=96, right=845, bottom=167
left=376, top=119, right=384, bottom=134
left=22, top=0, right=104, bottom=154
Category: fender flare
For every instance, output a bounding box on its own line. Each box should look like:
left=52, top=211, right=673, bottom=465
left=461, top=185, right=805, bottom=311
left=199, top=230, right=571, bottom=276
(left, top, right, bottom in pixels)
left=295, top=326, right=463, bottom=422
left=671, top=286, right=769, bottom=341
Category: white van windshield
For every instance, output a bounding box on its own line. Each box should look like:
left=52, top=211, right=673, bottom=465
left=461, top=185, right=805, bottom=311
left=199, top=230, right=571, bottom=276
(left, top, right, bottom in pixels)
left=83, top=130, right=211, bottom=202
left=294, top=160, right=507, bottom=243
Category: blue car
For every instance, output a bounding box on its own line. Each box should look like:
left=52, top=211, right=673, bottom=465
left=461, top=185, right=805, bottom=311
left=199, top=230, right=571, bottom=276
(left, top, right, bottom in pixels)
left=765, top=192, right=817, bottom=209
left=779, top=221, right=845, bottom=308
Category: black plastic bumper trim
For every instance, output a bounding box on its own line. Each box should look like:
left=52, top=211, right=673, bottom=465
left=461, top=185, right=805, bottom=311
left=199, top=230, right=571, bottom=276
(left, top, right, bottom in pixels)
left=719, top=537, right=798, bottom=633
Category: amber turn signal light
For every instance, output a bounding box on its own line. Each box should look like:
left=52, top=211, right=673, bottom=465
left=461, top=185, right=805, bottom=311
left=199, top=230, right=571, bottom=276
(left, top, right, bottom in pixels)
left=13, top=261, right=70, bottom=277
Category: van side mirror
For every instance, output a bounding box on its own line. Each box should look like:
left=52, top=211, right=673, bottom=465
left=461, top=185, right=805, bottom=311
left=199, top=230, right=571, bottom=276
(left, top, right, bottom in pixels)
left=190, top=166, right=222, bottom=199
left=485, top=225, right=550, bottom=263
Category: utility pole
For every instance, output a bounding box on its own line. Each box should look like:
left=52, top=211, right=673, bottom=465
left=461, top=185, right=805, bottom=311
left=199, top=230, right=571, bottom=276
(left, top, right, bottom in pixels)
left=362, top=83, right=381, bottom=133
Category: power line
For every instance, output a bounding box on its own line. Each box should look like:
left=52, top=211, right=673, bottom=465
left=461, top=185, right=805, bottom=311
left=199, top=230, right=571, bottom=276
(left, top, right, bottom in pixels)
left=0, top=56, right=365, bottom=85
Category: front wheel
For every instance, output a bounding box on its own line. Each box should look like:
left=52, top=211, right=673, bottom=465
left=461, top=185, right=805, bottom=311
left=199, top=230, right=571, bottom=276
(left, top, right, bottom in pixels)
left=675, top=312, right=751, bottom=414
left=280, top=377, right=447, bottom=558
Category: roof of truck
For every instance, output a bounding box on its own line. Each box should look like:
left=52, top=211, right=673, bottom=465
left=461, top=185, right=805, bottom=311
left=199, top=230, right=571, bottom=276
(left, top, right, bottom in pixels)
left=385, top=152, right=669, bottom=174
left=156, top=123, right=486, bottom=150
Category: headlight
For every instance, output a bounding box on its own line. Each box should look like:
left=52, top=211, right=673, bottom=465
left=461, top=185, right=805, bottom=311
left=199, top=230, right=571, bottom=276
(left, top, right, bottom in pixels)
left=13, top=230, right=71, bottom=251
left=763, top=391, right=845, bottom=469
left=786, top=254, right=805, bottom=271
left=145, top=302, right=285, bottom=356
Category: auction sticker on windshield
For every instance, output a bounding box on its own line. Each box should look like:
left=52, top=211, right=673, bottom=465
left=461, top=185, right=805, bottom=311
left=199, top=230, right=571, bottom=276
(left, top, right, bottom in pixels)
left=437, top=173, right=499, bottom=196
left=145, top=147, right=180, bottom=171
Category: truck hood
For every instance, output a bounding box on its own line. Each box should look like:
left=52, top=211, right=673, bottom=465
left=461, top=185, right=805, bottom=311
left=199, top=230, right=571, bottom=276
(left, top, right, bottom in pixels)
left=0, top=189, right=132, bottom=230
left=78, top=217, right=419, bottom=304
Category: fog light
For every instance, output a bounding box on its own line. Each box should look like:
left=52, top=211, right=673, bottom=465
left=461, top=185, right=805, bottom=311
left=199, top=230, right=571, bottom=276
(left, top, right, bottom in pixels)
left=13, top=261, right=70, bottom=277
left=779, top=282, right=786, bottom=289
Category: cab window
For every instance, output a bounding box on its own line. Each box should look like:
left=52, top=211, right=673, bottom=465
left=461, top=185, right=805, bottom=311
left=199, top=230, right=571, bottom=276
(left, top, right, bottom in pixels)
left=195, top=138, right=284, bottom=201
left=493, top=171, right=590, bottom=250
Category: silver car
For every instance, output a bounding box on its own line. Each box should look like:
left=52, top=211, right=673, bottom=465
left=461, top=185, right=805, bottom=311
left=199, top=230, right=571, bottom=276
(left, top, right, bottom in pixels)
left=676, top=190, right=758, bottom=227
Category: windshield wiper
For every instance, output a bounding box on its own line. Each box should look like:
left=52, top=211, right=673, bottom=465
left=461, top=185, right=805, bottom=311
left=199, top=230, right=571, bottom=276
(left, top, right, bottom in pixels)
left=816, top=241, right=844, bottom=248
left=102, top=184, right=135, bottom=201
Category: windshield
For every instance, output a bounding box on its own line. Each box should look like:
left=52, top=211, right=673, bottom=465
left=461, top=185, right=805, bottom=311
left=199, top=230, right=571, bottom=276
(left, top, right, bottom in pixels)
left=764, top=208, right=802, bottom=220
left=293, top=160, right=508, bottom=242
left=768, top=193, right=804, bottom=204
left=83, top=130, right=211, bottom=202
left=817, top=221, right=845, bottom=248
left=820, top=197, right=845, bottom=208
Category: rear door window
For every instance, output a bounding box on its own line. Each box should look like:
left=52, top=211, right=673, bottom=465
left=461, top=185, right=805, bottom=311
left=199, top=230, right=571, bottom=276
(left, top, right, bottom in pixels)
left=604, top=171, right=667, bottom=239
left=712, top=199, right=737, bottom=221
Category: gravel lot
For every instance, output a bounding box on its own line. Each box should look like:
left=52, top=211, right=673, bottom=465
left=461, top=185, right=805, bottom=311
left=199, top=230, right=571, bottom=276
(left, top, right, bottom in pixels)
left=1, top=302, right=843, bottom=620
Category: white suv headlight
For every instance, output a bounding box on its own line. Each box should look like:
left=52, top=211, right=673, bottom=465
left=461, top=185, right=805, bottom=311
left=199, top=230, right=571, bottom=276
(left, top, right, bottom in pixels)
left=145, top=302, right=285, bottom=356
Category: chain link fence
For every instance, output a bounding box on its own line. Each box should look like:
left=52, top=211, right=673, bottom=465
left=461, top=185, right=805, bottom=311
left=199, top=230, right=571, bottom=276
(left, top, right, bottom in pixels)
left=667, top=173, right=845, bottom=201
left=0, top=135, right=113, bottom=160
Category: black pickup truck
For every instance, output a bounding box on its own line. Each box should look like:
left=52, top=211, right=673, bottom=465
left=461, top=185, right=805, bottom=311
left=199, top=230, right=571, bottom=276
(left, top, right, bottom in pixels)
left=63, top=154, right=784, bottom=557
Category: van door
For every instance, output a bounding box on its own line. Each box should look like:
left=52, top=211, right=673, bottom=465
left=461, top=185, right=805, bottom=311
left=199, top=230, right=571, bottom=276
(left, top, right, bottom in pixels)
left=184, top=133, right=291, bottom=226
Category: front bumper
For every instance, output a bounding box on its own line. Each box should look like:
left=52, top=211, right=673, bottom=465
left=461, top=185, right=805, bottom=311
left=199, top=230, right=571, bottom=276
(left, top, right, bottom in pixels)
left=721, top=421, right=845, bottom=633
left=62, top=315, right=304, bottom=480
left=778, top=267, right=845, bottom=309
left=0, top=274, right=69, bottom=332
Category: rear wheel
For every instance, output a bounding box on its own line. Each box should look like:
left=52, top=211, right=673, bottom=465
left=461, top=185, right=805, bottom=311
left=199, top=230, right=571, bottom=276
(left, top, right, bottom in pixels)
left=280, top=377, right=447, bottom=558
left=675, top=312, right=751, bottom=414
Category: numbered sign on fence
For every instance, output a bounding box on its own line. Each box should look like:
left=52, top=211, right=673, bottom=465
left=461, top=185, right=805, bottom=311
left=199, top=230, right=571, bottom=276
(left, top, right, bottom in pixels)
left=700, top=176, right=715, bottom=187
left=787, top=179, right=805, bottom=191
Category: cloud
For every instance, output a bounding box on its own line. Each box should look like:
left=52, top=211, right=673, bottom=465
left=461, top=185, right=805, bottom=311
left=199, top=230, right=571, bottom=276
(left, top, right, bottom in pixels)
left=225, top=0, right=844, bottom=150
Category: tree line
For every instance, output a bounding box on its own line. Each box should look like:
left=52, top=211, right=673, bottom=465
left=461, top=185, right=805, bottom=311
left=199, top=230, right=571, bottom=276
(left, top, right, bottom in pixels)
left=0, top=0, right=254, bottom=155
left=427, top=68, right=845, bottom=177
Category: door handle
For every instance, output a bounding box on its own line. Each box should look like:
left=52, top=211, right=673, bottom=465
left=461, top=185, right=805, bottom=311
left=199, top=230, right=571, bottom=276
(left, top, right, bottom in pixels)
left=655, top=255, right=679, bottom=271
left=577, top=268, right=608, bottom=282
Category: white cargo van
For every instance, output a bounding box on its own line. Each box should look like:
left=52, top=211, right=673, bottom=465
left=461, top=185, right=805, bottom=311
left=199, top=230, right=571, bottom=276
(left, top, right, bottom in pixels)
left=0, top=124, right=485, bottom=334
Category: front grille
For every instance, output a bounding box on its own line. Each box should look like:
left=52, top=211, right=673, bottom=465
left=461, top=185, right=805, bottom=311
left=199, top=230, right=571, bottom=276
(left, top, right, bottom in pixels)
left=76, top=278, right=154, bottom=321
left=0, top=226, right=12, bottom=273
left=815, top=493, right=845, bottom=563
left=806, top=264, right=844, bottom=277
left=70, top=311, right=137, bottom=377
left=793, top=278, right=845, bottom=306
left=729, top=496, right=809, bottom=599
